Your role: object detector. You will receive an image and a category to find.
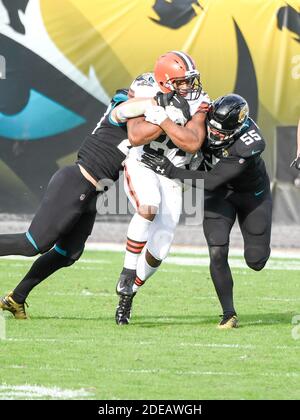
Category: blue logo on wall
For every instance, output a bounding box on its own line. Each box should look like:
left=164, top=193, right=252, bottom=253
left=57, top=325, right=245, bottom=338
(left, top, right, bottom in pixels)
left=0, top=89, right=86, bottom=140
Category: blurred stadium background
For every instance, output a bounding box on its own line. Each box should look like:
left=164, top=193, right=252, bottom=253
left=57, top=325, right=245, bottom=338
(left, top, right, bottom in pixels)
left=0, top=0, right=300, bottom=401
left=0, top=0, right=299, bottom=234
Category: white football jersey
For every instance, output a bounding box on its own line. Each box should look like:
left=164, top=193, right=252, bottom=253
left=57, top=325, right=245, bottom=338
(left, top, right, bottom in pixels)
left=128, top=72, right=210, bottom=167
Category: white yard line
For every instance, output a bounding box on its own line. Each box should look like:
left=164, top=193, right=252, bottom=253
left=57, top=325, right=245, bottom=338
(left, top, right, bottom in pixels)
left=179, top=343, right=298, bottom=350
left=46, top=292, right=300, bottom=302
left=6, top=338, right=88, bottom=343
left=0, top=384, right=93, bottom=399
left=5, top=289, right=296, bottom=302
left=5, top=338, right=298, bottom=353
left=84, top=243, right=300, bottom=259
left=164, top=256, right=300, bottom=270
left=4, top=365, right=80, bottom=372
left=2, top=255, right=300, bottom=271
left=0, top=289, right=297, bottom=302
left=1, top=243, right=300, bottom=260
left=78, top=366, right=300, bottom=379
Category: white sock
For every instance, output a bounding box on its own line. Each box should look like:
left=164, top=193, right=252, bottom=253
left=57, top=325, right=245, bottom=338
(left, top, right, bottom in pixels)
left=133, top=251, right=158, bottom=293
left=123, top=213, right=152, bottom=270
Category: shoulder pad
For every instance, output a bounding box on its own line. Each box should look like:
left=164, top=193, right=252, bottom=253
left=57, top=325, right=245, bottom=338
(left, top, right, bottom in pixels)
left=232, top=119, right=265, bottom=158
left=129, top=72, right=159, bottom=98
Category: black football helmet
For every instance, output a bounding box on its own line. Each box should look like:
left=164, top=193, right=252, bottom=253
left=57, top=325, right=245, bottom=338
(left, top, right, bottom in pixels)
left=206, top=94, right=249, bottom=149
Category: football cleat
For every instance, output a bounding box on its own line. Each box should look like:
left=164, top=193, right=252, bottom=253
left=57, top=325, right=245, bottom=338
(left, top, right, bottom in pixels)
left=0, top=292, right=28, bottom=319
left=115, top=293, right=136, bottom=325
left=116, top=272, right=136, bottom=297
left=217, top=314, right=238, bottom=329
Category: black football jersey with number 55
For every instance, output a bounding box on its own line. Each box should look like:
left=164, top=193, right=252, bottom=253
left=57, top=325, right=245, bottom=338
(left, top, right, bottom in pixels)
left=201, top=118, right=269, bottom=192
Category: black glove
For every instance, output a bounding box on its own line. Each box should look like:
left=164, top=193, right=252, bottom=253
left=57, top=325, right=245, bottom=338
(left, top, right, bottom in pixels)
left=155, top=91, right=175, bottom=107
left=189, top=152, right=204, bottom=171
left=290, top=156, right=300, bottom=170
left=155, top=91, right=191, bottom=122
left=141, top=152, right=176, bottom=178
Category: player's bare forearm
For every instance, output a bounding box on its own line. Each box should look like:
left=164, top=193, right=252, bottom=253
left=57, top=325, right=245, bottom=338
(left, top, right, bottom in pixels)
left=127, top=117, right=163, bottom=146
left=159, top=112, right=206, bottom=154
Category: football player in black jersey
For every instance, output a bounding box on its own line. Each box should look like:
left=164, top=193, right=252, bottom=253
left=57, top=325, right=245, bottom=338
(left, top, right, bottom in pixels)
left=296, top=119, right=300, bottom=162
left=142, top=94, right=272, bottom=328
left=0, top=88, right=167, bottom=319
left=290, top=118, right=300, bottom=170
left=0, top=81, right=196, bottom=319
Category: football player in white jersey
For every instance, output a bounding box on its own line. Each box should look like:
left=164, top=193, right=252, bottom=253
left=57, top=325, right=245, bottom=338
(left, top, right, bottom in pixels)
left=114, top=51, right=210, bottom=325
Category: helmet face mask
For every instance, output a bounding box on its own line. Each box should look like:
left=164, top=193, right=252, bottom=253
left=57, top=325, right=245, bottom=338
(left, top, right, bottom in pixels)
left=207, top=94, right=249, bottom=150
left=207, top=122, right=240, bottom=149
left=154, top=51, right=202, bottom=100
left=169, top=73, right=202, bottom=100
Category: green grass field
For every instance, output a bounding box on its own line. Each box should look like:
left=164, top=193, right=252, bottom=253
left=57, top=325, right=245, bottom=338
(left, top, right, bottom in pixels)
left=0, top=250, right=299, bottom=400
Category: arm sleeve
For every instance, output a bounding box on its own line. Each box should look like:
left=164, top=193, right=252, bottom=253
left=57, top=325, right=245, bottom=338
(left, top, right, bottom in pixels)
left=170, top=156, right=253, bottom=191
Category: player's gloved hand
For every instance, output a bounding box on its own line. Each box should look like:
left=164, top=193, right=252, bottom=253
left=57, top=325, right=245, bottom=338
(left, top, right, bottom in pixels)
left=155, top=91, right=176, bottom=107
left=144, top=105, right=168, bottom=125
left=189, top=152, right=204, bottom=171
left=141, top=152, right=176, bottom=178
left=165, top=106, right=187, bottom=126
left=290, top=156, right=300, bottom=170
left=155, top=91, right=191, bottom=123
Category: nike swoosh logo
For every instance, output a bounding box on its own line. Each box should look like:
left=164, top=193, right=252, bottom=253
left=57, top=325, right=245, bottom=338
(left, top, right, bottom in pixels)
left=252, top=150, right=260, bottom=155
left=255, top=190, right=264, bottom=196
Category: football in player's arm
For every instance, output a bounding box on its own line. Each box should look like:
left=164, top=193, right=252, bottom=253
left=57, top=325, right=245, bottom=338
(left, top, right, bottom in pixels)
left=142, top=94, right=272, bottom=329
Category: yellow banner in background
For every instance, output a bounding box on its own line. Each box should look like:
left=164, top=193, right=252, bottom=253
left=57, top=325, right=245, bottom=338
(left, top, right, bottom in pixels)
left=39, top=0, right=300, bottom=174
left=1, top=0, right=298, bottom=216
left=41, top=0, right=299, bottom=119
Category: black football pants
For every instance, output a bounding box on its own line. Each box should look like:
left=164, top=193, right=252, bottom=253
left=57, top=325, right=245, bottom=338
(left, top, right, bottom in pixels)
left=0, top=165, right=98, bottom=303
left=203, top=185, right=272, bottom=316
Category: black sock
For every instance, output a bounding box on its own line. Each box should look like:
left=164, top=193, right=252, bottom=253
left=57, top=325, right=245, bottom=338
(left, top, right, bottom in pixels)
left=12, top=249, right=73, bottom=303
left=209, top=246, right=236, bottom=317
left=0, top=233, right=37, bottom=256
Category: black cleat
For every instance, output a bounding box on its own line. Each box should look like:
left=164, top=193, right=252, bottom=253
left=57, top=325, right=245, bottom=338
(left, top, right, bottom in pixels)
left=116, top=271, right=136, bottom=296
left=115, top=270, right=136, bottom=325
left=115, top=293, right=136, bottom=325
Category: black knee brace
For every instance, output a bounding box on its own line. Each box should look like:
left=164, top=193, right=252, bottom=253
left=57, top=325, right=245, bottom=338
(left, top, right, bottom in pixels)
left=244, top=246, right=270, bottom=271
left=61, top=256, right=76, bottom=267
left=54, top=245, right=84, bottom=266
